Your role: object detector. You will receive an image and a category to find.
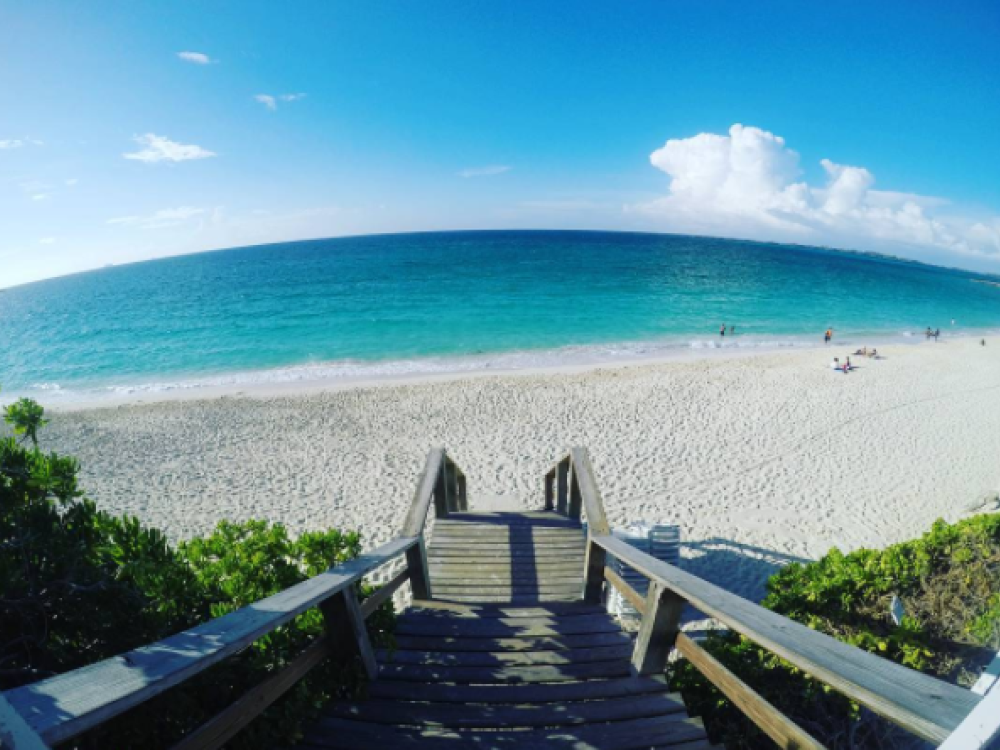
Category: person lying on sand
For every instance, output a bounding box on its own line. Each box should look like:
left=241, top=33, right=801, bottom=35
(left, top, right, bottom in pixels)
left=854, top=347, right=868, bottom=356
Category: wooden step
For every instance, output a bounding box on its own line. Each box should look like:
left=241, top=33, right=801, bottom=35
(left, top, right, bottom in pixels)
left=322, top=692, right=688, bottom=728
left=376, top=644, right=632, bottom=667
left=367, top=674, right=668, bottom=703
left=394, top=632, right=631, bottom=652
left=395, top=615, right=621, bottom=638
left=377, top=659, right=633, bottom=684
left=302, top=715, right=709, bottom=749
left=406, top=601, right=604, bottom=618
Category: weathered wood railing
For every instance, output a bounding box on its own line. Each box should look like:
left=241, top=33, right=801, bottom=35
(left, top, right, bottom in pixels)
left=0, top=448, right=465, bottom=750
left=545, top=447, right=987, bottom=749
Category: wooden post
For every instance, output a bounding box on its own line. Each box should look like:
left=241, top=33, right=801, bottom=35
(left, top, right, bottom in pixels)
left=632, top=582, right=685, bottom=675
left=568, top=467, right=583, bottom=520
left=583, top=538, right=607, bottom=604
left=432, top=460, right=449, bottom=518
left=321, top=588, right=378, bottom=681
left=405, top=535, right=432, bottom=601
left=544, top=470, right=555, bottom=511
left=556, top=459, right=569, bottom=514
left=457, top=472, right=467, bottom=511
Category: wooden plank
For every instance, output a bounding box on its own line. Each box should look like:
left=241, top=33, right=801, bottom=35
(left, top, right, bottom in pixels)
left=360, top=567, right=410, bottom=619
left=406, top=601, right=604, bottom=618
left=429, top=568, right=583, bottom=579
left=632, top=583, right=685, bottom=676
left=5, top=535, right=416, bottom=745
left=395, top=614, right=622, bottom=638
left=430, top=583, right=585, bottom=594
left=377, top=659, right=633, bottom=684
left=429, top=564, right=583, bottom=576
left=0, top=694, right=49, bottom=750
left=429, top=540, right=586, bottom=549
left=393, top=632, right=631, bottom=652
left=377, top=644, right=632, bottom=667
left=676, top=634, right=823, bottom=750
left=405, top=536, right=432, bottom=601
left=321, top=692, right=686, bottom=728
left=569, top=447, right=610, bottom=534
left=170, top=637, right=333, bottom=750
left=367, top=674, right=670, bottom=703
left=303, top=714, right=708, bottom=749
left=605, top=565, right=647, bottom=614
left=432, top=594, right=583, bottom=604
left=430, top=529, right=583, bottom=539
left=400, top=448, right=444, bottom=536
left=583, top=539, right=607, bottom=604
left=595, top=534, right=980, bottom=743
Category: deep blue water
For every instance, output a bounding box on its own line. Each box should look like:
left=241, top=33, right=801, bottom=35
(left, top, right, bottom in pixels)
left=2, top=231, right=999, bottom=399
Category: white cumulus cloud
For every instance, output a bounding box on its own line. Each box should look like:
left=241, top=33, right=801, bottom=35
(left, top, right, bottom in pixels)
left=1, top=138, right=43, bottom=150
left=635, top=124, right=1000, bottom=262
left=178, top=51, right=213, bottom=65
left=123, top=133, right=216, bottom=163
left=108, top=206, right=206, bottom=229
left=459, top=165, right=512, bottom=178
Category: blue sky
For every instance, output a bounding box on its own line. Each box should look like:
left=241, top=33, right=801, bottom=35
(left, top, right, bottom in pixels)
left=2, top=0, right=1000, bottom=288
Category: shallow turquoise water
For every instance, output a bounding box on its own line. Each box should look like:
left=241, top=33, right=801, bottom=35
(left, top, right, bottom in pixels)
left=2, top=230, right=999, bottom=398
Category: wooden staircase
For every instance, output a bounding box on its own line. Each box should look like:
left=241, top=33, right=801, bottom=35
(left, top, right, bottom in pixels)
left=298, top=510, right=714, bottom=749
left=4, top=448, right=989, bottom=749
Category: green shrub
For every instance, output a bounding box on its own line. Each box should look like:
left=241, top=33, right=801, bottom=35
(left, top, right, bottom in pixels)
left=671, top=514, right=1000, bottom=749
left=1, top=396, right=393, bottom=749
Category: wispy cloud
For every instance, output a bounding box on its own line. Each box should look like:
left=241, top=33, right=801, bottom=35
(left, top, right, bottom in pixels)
left=254, top=93, right=307, bottom=111
left=108, top=206, right=205, bottom=229
left=633, top=123, right=1000, bottom=263
left=177, top=51, right=213, bottom=65
left=458, top=165, right=512, bottom=178
left=31, top=194, right=49, bottom=201
left=65, top=178, right=79, bottom=187
left=39, top=237, right=55, bottom=245
left=254, top=94, right=277, bottom=111
left=123, top=133, right=216, bottom=163
left=0, top=138, right=43, bottom=150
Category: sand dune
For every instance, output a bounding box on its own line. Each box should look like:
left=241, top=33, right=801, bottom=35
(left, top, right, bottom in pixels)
left=35, top=338, right=1000, bottom=602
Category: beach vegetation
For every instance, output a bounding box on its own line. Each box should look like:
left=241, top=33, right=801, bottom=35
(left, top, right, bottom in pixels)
left=3, top=395, right=49, bottom=447
left=671, top=513, right=1000, bottom=748
left=0, top=401, right=393, bottom=749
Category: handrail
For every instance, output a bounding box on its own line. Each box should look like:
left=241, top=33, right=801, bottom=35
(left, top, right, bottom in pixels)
left=0, top=448, right=466, bottom=749
left=547, top=448, right=983, bottom=747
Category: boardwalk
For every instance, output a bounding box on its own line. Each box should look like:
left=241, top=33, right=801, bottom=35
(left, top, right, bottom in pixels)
left=299, top=511, right=713, bottom=749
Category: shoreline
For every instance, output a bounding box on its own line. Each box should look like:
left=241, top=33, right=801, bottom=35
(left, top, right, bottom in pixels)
left=27, top=336, right=1000, bottom=603
left=28, top=330, right=992, bottom=411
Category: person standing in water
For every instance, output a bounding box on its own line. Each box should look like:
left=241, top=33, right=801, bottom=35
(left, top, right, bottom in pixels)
left=824, top=328, right=833, bottom=344
left=720, top=324, right=726, bottom=337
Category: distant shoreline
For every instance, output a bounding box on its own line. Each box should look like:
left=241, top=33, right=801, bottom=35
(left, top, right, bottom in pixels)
left=30, top=331, right=993, bottom=411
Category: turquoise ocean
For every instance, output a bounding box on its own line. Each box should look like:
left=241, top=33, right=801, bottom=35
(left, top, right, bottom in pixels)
left=2, top=231, right=999, bottom=401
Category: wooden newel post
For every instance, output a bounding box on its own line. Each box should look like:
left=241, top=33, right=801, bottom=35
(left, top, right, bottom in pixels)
left=583, top=538, right=607, bottom=604
left=406, top=535, right=432, bottom=601
left=320, top=588, right=378, bottom=681
left=457, top=473, right=467, bottom=511
left=556, top=459, right=569, bottom=514
left=433, top=460, right=449, bottom=518
left=632, top=582, right=685, bottom=675
left=544, top=470, right=555, bottom=511
left=568, top=468, right=583, bottom=520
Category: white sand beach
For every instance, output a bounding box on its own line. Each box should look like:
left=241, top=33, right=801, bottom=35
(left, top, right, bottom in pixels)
left=34, top=338, right=1000, bottom=602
